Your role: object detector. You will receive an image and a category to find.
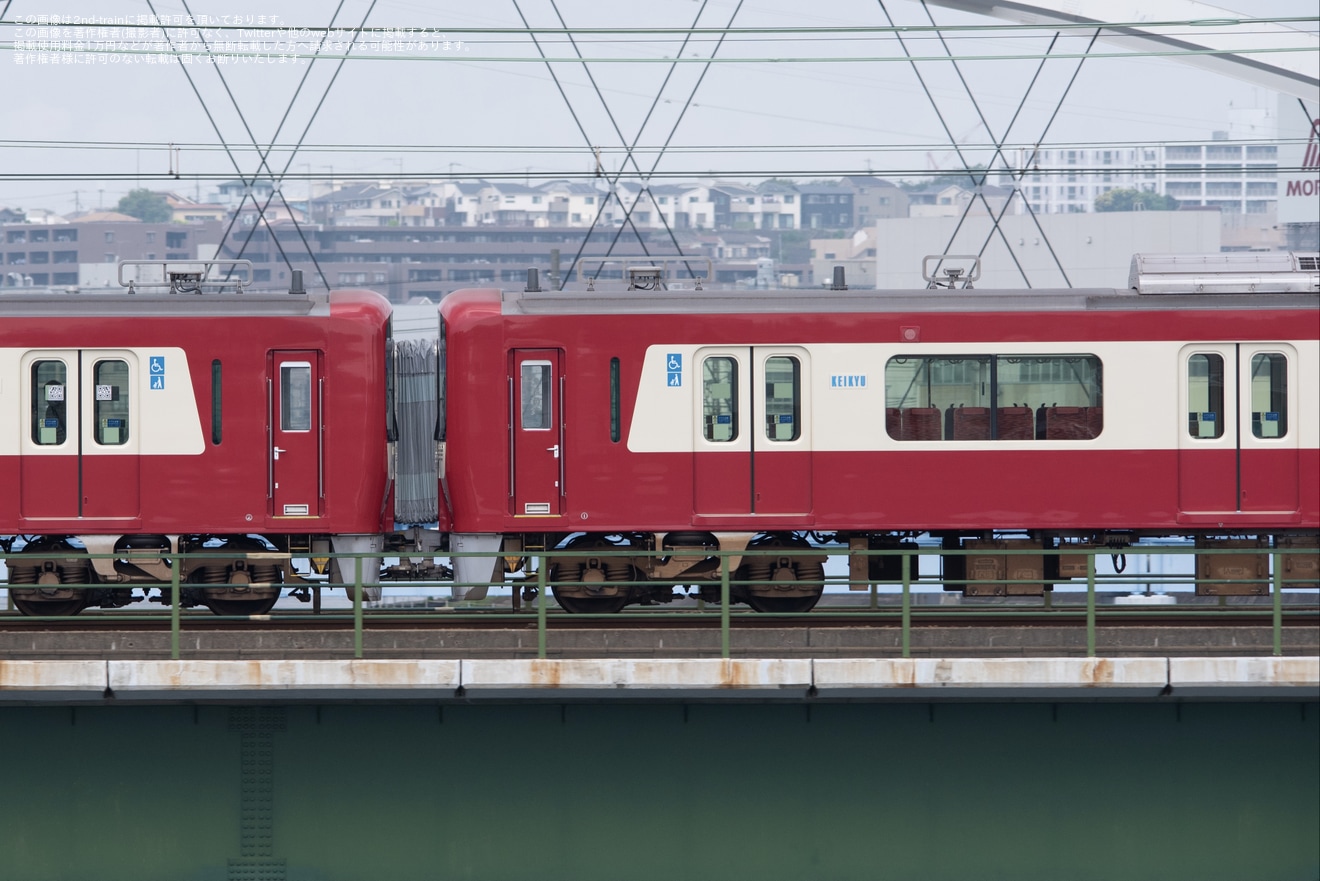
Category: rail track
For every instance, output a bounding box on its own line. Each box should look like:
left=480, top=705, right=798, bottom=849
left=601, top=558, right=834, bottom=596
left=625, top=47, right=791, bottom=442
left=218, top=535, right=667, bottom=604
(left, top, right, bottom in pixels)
left=2, top=603, right=1315, bottom=661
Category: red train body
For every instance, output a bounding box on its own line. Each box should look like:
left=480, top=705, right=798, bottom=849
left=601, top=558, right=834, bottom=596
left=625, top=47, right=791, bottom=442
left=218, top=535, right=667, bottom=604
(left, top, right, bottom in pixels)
left=2, top=253, right=1317, bottom=614
left=1, top=282, right=392, bottom=614
left=436, top=258, right=1319, bottom=610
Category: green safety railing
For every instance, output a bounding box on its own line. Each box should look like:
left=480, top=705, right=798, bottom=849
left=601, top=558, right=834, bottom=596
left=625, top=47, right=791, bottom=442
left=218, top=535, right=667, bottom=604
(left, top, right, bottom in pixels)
left=1, top=544, right=1316, bottom=661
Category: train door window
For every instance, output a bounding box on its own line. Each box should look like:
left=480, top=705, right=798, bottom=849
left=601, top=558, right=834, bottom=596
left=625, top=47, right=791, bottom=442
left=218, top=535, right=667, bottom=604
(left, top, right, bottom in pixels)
left=703, top=356, right=738, bottom=442
left=1187, top=354, right=1224, bottom=439
left=764, top=355, right=800, bottom=441
left=92, top=359, right=130, bottom=445
left=30, top=359, right=67, bottom=445
left=280, top=362, right=312, bottom=431
left=520, top=361, right=552, bottom=430
left=1249, top=353, right=1288, bottom=438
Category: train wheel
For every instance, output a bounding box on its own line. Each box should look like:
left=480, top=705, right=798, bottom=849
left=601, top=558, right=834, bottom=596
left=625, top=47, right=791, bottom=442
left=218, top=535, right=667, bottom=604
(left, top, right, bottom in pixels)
left=8, top=595, right=89, bottom=617
left=549, top=589, right=629, bottom=614
left=547, top=535, right=634, bottom=613
left=738, top=536, right=825, bottom=613
left=191, top=537, right=283, bottom=616
left=743, top=593, right=822, bottom=614
left=7, top=538, right=92, bottom=617
left=203, top=596, right=280, bottom=617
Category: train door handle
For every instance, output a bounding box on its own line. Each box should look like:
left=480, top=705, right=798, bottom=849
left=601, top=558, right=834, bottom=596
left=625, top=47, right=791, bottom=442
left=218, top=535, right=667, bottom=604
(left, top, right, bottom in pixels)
left=273, top=446, right=287, bottom=460
left=546, top=444, right=560, bottom=458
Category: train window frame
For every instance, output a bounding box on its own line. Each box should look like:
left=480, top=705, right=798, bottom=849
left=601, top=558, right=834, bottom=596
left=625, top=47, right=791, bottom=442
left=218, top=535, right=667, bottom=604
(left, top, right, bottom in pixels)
left=211, top=359, right=223, bottom=445
left=1249, top=352, right=1288, bottom=439
left=435, top=319, right=447, bottom=442
left=385, top=320, right=399, bottom=443
left=763, top=355, right=801, bottom=442
left=92, top=358, right=130, bottom=446
left=31, top=359, right=68, bottom=446
left=520, top=360, right=553, bottom=431
left=1187, top=353, right=1225, bottom=440
left=884, top=353, right=1102, bottom=441
left=609, top=357, right=621, bottom=443
left=702, top=356, right=739, bottom=443
left=280, top=362, right=313, bottom=432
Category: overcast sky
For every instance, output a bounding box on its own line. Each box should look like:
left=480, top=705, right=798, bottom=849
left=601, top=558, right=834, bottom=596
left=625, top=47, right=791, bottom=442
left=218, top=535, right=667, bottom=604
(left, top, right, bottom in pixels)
left=2, top=0, right=1317, bottom=215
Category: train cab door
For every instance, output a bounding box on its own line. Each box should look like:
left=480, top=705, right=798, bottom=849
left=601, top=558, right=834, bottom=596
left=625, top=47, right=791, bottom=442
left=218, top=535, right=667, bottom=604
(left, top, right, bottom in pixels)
left=510, top=350, right=564, bottom=517
left=1178, top=344, right=1299, bottom=516
left=19, top=350, right=140, bottom=520
left=693, top=347, right=812, bottom=516
left=269, top=351, right=323, bottom=518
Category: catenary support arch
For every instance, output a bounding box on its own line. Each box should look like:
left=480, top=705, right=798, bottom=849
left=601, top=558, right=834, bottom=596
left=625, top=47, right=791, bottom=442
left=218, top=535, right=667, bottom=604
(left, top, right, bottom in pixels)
left=928, top=0, right=1319, bottom=99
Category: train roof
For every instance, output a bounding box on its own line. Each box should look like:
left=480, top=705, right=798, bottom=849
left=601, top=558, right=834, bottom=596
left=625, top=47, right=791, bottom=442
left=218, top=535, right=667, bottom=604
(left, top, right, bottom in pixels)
left=498, top=286, right=1320, bottom=317
left=0, top=288, right=331, bottom=318
left=498, top=251, right=1319, bottom=317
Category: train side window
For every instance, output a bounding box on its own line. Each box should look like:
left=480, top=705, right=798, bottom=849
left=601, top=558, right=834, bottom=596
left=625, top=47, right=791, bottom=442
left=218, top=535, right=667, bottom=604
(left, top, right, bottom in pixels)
left=1250, top=353, right=1288, bottom=439
left=885, top=354, right=1101, bottom=441
left=520, top=361, right=552, bottom=430
left=92, top=359, right=130, bottom=446
left=703, top=356, right=738, bottom=442
left=999, top=355, right=1102, bottom=440
left=764, top=355, right=800, bottom=442
left=211, top=360, right=223, bottom=444
left=883, top=356, right=989, bottom=441
left=609, top=357, right=621, bottom=443
left=1187, top=354, right=1224, bottom=439
left=31, top=359, right=67, bottom=446
left=281, top=363, right=312, bottom=432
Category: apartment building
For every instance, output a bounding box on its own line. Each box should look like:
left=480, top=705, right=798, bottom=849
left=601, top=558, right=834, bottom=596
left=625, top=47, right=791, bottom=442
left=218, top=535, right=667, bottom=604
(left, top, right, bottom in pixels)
left=3, top=216, right=223, bottom=289
left=1013, top=138, right=1279, bottom=217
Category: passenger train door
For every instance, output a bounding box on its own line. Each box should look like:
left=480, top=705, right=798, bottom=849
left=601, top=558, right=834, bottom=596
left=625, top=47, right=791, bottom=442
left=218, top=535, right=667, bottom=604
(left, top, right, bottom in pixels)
left=19, top=350, right=140, bottom=519
left=269, top=351, right=323, bottom=518
left=693, top=347, right=811, bottom=516
left=510, top=349, right=565, bottom=517
left=1178, top=343, right=1299, bottom=517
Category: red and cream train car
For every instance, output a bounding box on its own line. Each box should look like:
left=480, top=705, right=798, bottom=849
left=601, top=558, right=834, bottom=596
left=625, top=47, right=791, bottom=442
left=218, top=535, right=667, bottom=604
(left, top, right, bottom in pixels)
left=0, top=280, right=393, bottom=615
left=2, top=253, right=1316, bottom=615
left=439, top=255, right=1319, bottom=611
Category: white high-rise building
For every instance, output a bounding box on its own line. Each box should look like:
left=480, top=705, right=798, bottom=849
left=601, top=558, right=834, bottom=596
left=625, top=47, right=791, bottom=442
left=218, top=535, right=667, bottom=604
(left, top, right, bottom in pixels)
left=1002, top=107, right=1281, bottom=217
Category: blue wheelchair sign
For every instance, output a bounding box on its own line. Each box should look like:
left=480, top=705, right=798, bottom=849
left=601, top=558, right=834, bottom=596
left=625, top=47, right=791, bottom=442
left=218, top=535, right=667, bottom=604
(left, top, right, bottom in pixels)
left=666, top=353, right=682, bottom=387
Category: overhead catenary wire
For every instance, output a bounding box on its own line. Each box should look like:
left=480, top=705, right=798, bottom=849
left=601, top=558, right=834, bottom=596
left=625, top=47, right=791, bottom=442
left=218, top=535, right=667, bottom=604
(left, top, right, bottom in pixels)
left=4, top=137, right=1308, bottom=153
left=2, top=42, right=1315, bottom=65
left=3, top=17, right=1315, bottom=34
left=541, top=0, right=735, bottom=284
left=3, top=9, right=1312, bottom=227
left=183, top=0, right=369, bottom=291
left=1, top=162, right=1313, bottom=184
